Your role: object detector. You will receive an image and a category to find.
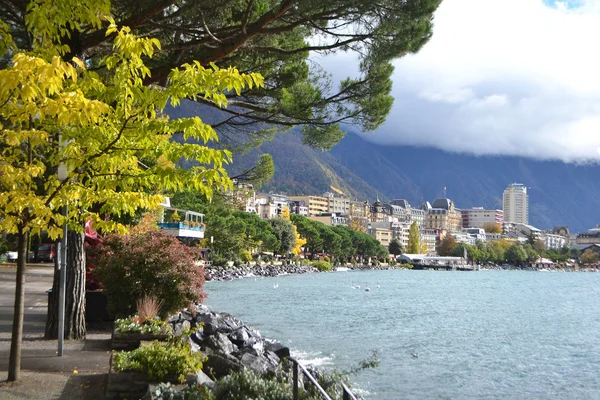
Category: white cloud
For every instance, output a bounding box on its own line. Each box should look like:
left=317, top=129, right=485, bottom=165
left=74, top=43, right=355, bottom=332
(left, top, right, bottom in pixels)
left=357, top=0, right=600, bottom=162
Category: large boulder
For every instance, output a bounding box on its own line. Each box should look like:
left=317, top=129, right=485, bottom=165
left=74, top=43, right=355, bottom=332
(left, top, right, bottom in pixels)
left=264, top=341, right=290, bottom=360
left=203, top=352, right=244, bottom=380
left=204, top=332, right=236, bottom=354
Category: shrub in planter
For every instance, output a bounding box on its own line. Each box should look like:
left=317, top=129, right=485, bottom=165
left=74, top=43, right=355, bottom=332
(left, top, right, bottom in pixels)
left=115, top=316, right=172, bottom=335
left=113, top=337, right=204, bottom=383
left=95, top=230, right=205, bottom=318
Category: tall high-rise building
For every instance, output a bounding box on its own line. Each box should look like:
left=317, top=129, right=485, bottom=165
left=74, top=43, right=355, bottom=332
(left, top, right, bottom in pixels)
left=502, top=183, right=528, bottom=225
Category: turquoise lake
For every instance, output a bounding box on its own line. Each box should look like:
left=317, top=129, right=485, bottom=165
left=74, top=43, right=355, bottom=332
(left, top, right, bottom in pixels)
left=203, top=270, right=600, bottom=399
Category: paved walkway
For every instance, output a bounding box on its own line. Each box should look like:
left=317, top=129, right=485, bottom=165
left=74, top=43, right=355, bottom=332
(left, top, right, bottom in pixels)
left=0, top=265, right=112, bottom=399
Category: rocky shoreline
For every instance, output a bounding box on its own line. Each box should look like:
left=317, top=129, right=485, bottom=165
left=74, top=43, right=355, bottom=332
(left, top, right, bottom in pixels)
left=203, top=262, right=406, bottom=281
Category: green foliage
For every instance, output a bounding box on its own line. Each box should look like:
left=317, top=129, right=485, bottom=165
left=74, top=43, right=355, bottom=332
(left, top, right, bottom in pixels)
left=322, top=255, right=331, bottom=263
left=388, top=238, right=403, bottom=256
left=398, top=263, right=413, bottom=269
left=95, top=230, right=205, bottom=317
left=407, top=222, right=420, bottom=254
left=483, top=222, right=502, bottom=234
left=152, top=382, right=215, bottom=400
left=231, top=154, right=275, bottom=190
left=580, top=249, right=599, bottom=264
left=505, top=244, right=528, bottom=266
left=312, top=260, right=333, bottom=272
left=239, top=250, right=252, bottom=263
left=113, top=339, right=204, bottom=383
left=213, top=369, right=293, bottom=400
left=152, top=382, right=214, bottom=400
left=270, top=216, right=296, bottom=255
left=114, top=316, right=172, bottom=335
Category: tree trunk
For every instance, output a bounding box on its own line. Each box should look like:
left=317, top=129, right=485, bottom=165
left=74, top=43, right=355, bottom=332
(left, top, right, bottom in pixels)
left=45, top=229, right=86, bottom=340
left=8, top=229, right=28, bottom=381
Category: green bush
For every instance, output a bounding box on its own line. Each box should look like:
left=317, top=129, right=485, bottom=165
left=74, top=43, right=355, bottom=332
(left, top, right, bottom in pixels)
left=399, top=263, right=413, bottom=269
left=322, top=255, right=330, bottom=263
left=114, top=316, right=172, bottom=335
left=239, top=250, right=252, bottom=262
left=152, top=382, right=214, bottom=400
left=95, top=230, right=206, bottom=318
left=213, top=369, right=292, bottom=400
left=113, top=338, right=204, bottom=383
left=388, top=259, right=396, bottom=266
left=312, top=260, right=332, bottom=272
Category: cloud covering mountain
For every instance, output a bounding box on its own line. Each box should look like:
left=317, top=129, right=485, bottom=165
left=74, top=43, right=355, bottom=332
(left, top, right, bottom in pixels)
left=321, top=0, right=600, bottom=162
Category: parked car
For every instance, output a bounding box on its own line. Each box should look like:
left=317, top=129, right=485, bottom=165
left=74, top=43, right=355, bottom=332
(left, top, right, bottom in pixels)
left=6, top=250, right=35, bottom=262
left=37, top=243, right=56, bottom=263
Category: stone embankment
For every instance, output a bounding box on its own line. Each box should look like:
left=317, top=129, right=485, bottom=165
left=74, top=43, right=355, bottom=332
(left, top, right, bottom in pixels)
left=170, top=304, right=292, bottom=380
left=204, top=262, right=410, bottom=281
left=204, top=263, right=318, bottom=281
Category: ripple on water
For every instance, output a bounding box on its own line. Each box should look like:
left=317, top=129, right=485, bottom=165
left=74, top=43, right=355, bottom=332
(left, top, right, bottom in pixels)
left=204, top=270, right=600, bottom=399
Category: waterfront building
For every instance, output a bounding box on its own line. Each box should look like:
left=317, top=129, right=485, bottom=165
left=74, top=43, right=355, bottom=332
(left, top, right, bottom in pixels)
left=503, top=183, right=529, bottom=225
left=390, top=199, right=426, bottom=228
left=576, top=225, right=600, bottom=245
left=425, top=198, right=462, bottom=231
left=421, top=228, right=440, bottom=255
left=308, top=212, right=346, bottom=227
left=288, top=200, right=308, bottom=216
left=369, top=226, right=392, bottom=248
left=323, top=192, right=351, bottom=216
left=461, top=207, right=504, bottom=230
left=371, top=220, right=411, bottom=249
left=255, top=193, right=290, bottom=219
left=289, top=195, right=328, bottom=216
left=539, top=232, right=567, bottom=250
left=370, top=198, right=391, bottom=222
left=463, top=227, right=486, bottom=243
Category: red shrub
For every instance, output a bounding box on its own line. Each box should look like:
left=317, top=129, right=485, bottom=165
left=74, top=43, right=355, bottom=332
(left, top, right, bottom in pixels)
left=94, top=230, right=205, bottom=318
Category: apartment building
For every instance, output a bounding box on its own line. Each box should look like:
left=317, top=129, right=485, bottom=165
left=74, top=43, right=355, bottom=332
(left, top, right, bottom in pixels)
left=288, top=195, right=328, bottom=216
left=503, top=183, right=529, bottom=225
left=308, top=213, right=346, bottom=227
left=461, top=207, right=504, bottom=230
left=323, top=192, right=351, bottom=216
left=371, top=220, right=411, bottom=249
left=254, top=193, right=291, bottom=219
left=424, top=198, right=462, bottom=231
left=288, top=200, right=308, bottom=216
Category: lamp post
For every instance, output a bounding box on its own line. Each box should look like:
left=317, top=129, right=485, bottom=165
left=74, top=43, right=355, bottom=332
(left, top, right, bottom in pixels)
left=57, top=163, right=68, bottom=356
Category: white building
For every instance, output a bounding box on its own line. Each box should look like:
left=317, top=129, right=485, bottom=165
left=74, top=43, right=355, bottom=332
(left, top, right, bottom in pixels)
left=255, top=193, right=290, bottom=219
left=461, top=207, right=504, bottom=230
left=503, top=183, right=529, bottom=225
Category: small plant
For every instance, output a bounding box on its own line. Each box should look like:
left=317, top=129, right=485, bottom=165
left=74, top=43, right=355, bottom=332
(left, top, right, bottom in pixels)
left=114, top=316, right=172, bottom=335
left=213, top=369, right=293, bottom=400
left=312, top=260, right=332, bottom=272
left=113, top=338, right=204, bottom=383
left=137, top=295, right=162, bottom=320
left=322, top=255, right=330, bottom=263
left=152, top=382, right=214, bottom=400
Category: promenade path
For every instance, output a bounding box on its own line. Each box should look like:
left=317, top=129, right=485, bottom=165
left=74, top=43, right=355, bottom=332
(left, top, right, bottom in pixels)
left=0, top=265, right=112, bottom=399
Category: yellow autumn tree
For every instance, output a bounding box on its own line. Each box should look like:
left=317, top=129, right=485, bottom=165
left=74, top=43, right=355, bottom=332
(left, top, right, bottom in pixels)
left=0, top=9, right=263, bottom=380
left=281, top=207, right=307, bottom=256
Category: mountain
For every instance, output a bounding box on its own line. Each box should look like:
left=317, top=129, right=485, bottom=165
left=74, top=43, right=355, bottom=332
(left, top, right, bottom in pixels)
left=167, top=101, right=600, bottom=233
left=230, top=131, right=600, bottom=233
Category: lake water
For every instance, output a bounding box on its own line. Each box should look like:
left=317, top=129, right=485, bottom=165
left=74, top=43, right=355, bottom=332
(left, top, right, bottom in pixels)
left=203, top=270, right=600, bottom=399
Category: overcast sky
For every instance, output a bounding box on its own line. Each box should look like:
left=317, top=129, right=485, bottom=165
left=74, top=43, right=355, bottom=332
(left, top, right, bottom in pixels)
left=332, top=0, right=600, bottom=163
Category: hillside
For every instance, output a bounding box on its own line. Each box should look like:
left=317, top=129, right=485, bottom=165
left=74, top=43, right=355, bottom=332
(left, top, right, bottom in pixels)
left=167, top=101, right=600, bottom=233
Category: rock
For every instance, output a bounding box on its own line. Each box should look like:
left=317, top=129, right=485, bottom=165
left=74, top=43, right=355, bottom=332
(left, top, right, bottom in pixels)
left=186, top=370, right=215, bottom=388
left=239, top=352, right=271, bottom=374
left=265, top=341, right=290, bottom=360
left=204, top=332, right=236, bottom=354
left=173, top=320, right=190, bottom=337
left=203, top=352, right=244, bottom=380
left=228, top=326, right=251, bottom=347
